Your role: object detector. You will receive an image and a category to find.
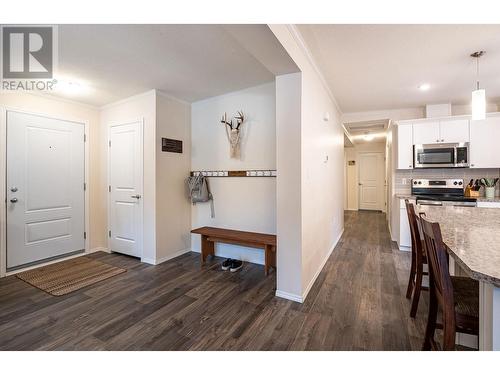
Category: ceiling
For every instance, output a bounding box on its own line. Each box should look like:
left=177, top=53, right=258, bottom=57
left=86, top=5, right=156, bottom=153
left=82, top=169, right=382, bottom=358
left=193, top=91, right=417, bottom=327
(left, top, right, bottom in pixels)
left=49, top=25, right=298, bottom=106
left=298, top=25, right=500, bottom=113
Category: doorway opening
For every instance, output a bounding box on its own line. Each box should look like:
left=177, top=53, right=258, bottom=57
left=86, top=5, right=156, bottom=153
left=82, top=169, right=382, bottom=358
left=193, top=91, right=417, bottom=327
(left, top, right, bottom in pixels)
left=343, top=119, right=389, bottom=212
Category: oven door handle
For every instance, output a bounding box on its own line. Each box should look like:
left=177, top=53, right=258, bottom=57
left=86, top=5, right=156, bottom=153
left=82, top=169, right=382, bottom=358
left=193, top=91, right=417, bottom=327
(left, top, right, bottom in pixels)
left=416, top=198, right=442, bottom=206
left=442, top=201, right=477, bottom=208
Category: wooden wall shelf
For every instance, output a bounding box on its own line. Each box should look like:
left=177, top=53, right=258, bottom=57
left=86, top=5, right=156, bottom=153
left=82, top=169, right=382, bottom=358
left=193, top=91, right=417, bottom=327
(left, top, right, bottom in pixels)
left=190, top=169, right=276, bottom=177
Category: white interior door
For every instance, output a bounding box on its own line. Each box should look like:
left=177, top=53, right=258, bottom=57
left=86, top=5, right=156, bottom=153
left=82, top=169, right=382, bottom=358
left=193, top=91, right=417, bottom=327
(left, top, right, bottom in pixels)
left=358, top=152, right=384, bottom=211
left=108, top=121, right=143, bottom=258
left=7, top=111, right=85, bottom=269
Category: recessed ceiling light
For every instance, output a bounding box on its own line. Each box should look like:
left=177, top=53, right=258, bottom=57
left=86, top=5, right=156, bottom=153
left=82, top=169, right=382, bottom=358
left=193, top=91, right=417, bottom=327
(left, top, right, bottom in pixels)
left=418, top=83, right=430, bottom=91
left=363, top=133, right=374, bottom=141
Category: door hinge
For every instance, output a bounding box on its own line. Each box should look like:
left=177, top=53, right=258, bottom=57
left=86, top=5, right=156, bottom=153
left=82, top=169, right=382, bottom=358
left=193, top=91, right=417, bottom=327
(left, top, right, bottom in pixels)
left=84, top=231, right=87, bottom=239
left=108, top=140, right=111, bottom=147
left=84, top=134, right=87, bottom=142
left=108, top=230, right=111, bottom=238
left=84, top=182, right=87, bottom=191
left=108, top=185, right=111, bottom=192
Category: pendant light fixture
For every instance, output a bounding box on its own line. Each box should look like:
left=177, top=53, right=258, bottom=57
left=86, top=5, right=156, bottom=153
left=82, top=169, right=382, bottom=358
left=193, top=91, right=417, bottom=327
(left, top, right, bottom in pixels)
left=471, top=51, right=486, bottom=121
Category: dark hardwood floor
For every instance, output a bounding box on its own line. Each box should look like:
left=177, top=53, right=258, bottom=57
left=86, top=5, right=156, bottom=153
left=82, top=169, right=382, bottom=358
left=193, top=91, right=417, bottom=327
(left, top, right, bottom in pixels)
left=0, top=211, right=429, bottom=350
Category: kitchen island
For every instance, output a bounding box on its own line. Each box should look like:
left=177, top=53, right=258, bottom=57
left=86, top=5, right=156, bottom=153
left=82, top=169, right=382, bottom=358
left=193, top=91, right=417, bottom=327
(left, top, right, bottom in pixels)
left=417, top=205, right=500, bottom=351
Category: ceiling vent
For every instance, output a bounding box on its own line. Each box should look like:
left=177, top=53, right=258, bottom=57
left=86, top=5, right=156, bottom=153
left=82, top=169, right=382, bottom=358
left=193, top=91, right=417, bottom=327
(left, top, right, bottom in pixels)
left=344, top=119, right=389, bottom=135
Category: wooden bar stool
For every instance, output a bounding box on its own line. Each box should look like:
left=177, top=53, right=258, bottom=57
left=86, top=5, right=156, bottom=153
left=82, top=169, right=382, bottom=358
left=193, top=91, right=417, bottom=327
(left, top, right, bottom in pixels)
left=419, top=215, right=479, bottom=350
left=404, top=200, right=428, bottom=317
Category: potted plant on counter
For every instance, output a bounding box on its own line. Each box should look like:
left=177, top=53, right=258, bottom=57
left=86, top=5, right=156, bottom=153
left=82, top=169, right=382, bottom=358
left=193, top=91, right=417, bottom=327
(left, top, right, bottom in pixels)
left=480, top=178, right=499, bottom=199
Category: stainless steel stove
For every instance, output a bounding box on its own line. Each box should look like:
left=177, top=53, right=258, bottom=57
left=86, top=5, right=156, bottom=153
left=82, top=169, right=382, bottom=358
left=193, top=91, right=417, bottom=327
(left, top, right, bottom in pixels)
left=411, top=178, right=477, bottom=207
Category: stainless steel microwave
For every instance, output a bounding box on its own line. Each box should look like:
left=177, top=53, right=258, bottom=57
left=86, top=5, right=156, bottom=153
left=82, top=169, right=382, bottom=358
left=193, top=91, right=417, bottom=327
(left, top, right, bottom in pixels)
left=413, top=143, right=470, bottom=168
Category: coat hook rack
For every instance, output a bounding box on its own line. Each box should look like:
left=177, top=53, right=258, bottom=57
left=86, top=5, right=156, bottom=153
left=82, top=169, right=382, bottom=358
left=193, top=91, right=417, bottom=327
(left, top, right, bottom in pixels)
left=190, top=169, right=276, bottom=177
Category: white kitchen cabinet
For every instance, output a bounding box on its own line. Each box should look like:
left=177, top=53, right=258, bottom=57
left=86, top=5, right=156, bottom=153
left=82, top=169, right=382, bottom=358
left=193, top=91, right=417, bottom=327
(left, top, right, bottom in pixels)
left=413, top=121, right=440, bottom=144
left=470, top=117, right=500, bottom=168
left=413, top=119, right=469, bottom=145
left=439, top=119, right=470, bottom=143
left=398, top=198, right=415, bottom=250
left=397, top=124, right=413, bottom=169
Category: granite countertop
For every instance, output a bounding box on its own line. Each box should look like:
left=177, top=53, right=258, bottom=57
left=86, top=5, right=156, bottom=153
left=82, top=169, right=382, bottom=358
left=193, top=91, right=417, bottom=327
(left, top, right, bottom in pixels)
left=416, top=205, right=500, bottom=287
left=395, top=194, right=500, bottom=203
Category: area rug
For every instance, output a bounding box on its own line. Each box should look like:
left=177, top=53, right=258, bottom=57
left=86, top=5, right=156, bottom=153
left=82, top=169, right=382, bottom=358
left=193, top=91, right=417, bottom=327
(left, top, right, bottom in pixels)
left=16, top=256, right=126, bottom=296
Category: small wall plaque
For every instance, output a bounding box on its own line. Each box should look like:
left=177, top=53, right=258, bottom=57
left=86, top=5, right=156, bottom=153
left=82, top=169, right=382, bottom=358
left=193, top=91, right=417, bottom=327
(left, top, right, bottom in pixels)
left=348, top=160, right=356, bottom=166
left=162, top=138, right=183, bottom=153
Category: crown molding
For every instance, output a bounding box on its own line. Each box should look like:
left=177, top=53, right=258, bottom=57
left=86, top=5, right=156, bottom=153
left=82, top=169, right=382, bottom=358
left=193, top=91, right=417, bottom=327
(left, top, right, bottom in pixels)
left=285, top=24, right=343, bottom=116
left=100, top=89, right=156, bottom=110
left=156, top=89, right=190, bottom=105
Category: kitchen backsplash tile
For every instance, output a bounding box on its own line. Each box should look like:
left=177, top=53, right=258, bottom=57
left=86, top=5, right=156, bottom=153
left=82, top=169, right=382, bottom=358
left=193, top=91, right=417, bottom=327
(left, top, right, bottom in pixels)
left=394, top=168, right=500, bottom=195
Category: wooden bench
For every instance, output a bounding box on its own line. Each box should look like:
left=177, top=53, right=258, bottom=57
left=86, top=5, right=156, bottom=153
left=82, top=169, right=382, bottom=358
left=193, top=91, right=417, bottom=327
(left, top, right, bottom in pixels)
left=190, top=226, right=277, bottom=275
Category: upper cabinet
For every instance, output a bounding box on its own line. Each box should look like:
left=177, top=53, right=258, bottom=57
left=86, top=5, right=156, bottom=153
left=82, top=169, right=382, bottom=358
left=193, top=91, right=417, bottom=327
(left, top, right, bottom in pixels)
left=413, top=119, right=469, bottom=145
left=396, top=123, right=413, bottom=169
left=439, top=119, right=470, bottom=143
left=470, top=117, right=500, bottom=168
left=413, top=121, right=440, bottom=144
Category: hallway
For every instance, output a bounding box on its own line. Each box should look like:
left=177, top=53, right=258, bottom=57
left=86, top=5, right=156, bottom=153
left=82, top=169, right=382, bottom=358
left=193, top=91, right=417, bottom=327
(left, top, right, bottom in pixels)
left=0, top=211, right=427, bottom=350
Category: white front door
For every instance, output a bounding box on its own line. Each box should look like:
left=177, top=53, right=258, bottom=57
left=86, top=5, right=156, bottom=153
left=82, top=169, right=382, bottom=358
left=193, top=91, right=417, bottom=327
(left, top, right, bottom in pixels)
left=7, top=111, right=85, bottom=269
left=358, top=152, right=384, bottom=211
left=108, top=121, right=143, bottom=258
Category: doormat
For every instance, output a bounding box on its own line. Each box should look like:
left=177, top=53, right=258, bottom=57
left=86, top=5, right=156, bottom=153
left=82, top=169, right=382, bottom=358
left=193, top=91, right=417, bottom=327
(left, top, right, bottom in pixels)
left=16, top=256, right=126, bottom=296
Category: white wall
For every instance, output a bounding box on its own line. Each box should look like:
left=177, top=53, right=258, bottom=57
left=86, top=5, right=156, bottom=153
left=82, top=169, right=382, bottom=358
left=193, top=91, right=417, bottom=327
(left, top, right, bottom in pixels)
left=271, top=25, right=345, bottom=302
left=300, top=67, right=344, bottom=297
left=155, top=93, right=192, bottom=263
left=100, top=90, right=157, bottom=262
left=190, top=82, right=276, bottom=264
left=276, top=73, right=303, bottom=297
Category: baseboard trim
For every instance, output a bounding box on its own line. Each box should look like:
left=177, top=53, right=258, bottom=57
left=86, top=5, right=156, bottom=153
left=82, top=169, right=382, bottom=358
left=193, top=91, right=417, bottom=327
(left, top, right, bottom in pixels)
left=89, top=247, right=109, bottom=254
left=301, top=227, right=344, bottom=303
left=141, top=248, right=192, bottom=265
left=275, top=290, right=303, bottom=303
left=275, top=227, right=345, bottom=304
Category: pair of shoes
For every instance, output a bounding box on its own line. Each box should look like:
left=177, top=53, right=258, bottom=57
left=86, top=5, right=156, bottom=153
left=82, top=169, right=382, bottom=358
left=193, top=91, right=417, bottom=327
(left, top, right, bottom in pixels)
left=221, top=258, right=243, bottom=272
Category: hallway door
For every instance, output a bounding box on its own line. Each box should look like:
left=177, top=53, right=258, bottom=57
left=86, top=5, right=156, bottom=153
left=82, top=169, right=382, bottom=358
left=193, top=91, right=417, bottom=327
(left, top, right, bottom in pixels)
left=108, top=121, right=143, bottom=258
left=358, top=152, right=384, bottom=211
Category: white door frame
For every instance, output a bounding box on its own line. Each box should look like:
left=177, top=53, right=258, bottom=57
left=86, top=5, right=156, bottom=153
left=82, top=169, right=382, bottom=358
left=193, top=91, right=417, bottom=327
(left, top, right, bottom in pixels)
left=0, top=106, right=90, bottom=277
left=357, top=151, right=385, bottom=211
left=107, top=118, right=144, bottom=259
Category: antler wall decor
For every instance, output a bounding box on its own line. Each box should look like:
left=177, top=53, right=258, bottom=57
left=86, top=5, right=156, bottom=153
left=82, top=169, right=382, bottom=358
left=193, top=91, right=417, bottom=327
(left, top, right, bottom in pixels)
left=220, top=111, right=245, bottom=159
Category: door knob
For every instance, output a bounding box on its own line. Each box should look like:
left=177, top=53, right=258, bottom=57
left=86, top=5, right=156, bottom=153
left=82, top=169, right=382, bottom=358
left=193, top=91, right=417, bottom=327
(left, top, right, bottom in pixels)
left=10, top=198, right=18, bottom=203
left=10, top=187, right=18, bottom=192
left=131, top=194, right=141, bottom=199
